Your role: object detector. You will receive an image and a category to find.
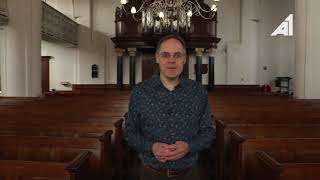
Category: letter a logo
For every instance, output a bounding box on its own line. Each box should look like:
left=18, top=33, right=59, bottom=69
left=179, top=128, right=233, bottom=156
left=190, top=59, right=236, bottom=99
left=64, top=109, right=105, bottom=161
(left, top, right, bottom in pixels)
left=271, top=14, right=293, bottom=36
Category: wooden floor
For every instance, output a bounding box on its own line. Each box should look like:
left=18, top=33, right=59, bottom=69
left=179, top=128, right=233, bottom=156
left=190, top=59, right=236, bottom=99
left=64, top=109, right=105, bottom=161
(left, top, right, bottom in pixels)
left=0, top=87, right=320, bottom=180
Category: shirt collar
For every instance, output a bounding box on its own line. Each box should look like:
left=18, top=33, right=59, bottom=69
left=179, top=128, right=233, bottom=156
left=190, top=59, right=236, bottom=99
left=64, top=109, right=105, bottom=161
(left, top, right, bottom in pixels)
left=151, top=75, right=188, bottom=88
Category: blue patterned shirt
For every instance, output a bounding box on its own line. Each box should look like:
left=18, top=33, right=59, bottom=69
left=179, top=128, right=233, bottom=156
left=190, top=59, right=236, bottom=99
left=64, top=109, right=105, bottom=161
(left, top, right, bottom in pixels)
left=124, top=75, right=216, bottom=170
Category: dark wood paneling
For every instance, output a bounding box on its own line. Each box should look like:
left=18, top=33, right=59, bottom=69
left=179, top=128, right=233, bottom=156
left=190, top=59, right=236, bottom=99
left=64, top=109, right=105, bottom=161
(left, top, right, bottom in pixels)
left=142, top=54, right=158, bottom=81
left=112, top=0, right=221, bottom=49
left=72, top=84, right=132, bottom=91
left=41, top=56, right=52, bottom=93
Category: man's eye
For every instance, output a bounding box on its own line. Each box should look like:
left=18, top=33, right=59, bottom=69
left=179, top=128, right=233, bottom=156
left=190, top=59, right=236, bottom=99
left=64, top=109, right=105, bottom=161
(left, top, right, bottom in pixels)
left=174, top=53, right=183, bottom=59
left=164, top=53, right=171, bottom=58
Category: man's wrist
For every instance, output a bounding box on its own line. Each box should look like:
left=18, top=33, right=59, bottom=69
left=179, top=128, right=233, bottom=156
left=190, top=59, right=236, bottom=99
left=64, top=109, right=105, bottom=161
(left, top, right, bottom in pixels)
left=151, top=142, right=156, bottom=153
left=186, top=142, right=190, bottom=152
left=186, top=141, right=193, bottom=153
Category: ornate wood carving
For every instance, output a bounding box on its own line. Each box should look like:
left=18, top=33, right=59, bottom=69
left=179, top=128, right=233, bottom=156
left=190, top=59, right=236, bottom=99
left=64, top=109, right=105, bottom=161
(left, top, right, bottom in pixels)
left=0, top=0, right=8, bottom=25
left=112, top=0, right=221, bottom=50
left=42, top=2, right=78, bottom=47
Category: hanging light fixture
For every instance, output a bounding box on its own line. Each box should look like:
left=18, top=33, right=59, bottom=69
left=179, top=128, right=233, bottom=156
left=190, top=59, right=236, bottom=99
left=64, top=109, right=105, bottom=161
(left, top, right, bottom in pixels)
left=118, top=0, right=219, bottom=34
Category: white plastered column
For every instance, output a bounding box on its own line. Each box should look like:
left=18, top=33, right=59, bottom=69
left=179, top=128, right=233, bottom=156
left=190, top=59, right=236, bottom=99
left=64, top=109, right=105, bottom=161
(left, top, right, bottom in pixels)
left=2, top=0, right=41, bottom=97
left=294, top=0, right=320, bottom=99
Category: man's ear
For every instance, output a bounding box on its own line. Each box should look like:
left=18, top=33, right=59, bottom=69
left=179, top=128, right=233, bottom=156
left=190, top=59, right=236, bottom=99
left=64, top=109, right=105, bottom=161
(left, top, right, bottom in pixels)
left=182, top=58, right=186, bottom=65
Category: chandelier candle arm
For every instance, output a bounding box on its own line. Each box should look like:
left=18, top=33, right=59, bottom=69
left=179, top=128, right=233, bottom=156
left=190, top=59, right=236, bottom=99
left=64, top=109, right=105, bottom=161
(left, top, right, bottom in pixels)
left=121, top=0, right=148, bottom=15
left=118, top=0, right=219, bottom=34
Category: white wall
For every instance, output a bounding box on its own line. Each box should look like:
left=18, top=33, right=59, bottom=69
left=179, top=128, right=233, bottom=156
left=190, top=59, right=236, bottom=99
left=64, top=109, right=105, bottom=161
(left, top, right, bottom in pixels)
left=258, top=0, right=295, bottom=90
left=1, top=0, right=42, bottom=97
left=295, top=0, right=320, bottom=99
left=77, top=26, right=106, bottom=84
left=41, top=41, right=76, bottom=91
left=215, top=0, right=294, bottom=86
left=305, top=0, right=320, bottom=99
left=41, top=0, right=108, bottom=90
left=215, top=0, right=259, bottom=85
left=93, top=0, right=118, bottom=36
left=100, top=0, right=119, bottom=84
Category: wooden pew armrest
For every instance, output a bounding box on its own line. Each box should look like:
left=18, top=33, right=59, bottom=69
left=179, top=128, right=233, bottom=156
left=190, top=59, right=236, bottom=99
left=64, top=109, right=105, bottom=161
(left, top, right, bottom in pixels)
left=215, top=119, right=226, bottom=180
left=114, top=119, right=124, bottom=128
left=216, top=119, right=226, bottom=129
left=256, top=151, right=283, bottom=174
left=99, top=130, right=113, bottom=179
left=229, top=130, right=246, bottom=180
left=229, top=130, right=246, bottom=143
left=66, top=151, right=92, bottom=174
left=99, top=130, right=113, bottom=143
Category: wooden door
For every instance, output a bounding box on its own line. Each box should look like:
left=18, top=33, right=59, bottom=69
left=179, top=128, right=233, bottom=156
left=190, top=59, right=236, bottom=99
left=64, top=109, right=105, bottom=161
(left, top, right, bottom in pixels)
left=41, top=56, right=52, bottom=93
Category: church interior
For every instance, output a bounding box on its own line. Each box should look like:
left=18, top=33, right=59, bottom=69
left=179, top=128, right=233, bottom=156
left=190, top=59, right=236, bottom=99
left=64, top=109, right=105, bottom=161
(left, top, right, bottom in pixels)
left=1, top=0, right=320, bottom=179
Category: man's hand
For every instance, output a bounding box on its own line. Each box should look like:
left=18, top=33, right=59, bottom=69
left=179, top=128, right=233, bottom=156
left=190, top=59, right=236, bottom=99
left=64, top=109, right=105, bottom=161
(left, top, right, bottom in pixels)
left=164, top=141, right=190, bottom=161
left=152, top=141, right=189, bottom=162
left=152, top=142, right=172, bottom=162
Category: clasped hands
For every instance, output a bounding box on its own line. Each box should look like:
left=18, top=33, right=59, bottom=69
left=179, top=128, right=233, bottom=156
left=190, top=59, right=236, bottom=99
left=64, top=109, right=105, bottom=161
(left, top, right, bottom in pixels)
left=152, top=141, right=190, bottom=162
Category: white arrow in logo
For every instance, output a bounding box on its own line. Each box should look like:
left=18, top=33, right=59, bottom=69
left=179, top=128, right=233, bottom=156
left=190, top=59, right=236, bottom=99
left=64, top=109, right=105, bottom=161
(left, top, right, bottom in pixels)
left=271, top=14, right=293, bottom=36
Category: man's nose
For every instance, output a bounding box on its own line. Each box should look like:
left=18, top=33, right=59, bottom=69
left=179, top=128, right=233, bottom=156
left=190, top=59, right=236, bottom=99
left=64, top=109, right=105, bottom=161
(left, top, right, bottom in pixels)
left=167, top=56, right=176, bottom=63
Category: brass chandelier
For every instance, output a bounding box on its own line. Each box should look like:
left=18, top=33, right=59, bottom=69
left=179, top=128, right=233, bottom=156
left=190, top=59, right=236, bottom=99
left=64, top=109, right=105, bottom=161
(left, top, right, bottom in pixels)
left=118, top=0, right=219, bottom=34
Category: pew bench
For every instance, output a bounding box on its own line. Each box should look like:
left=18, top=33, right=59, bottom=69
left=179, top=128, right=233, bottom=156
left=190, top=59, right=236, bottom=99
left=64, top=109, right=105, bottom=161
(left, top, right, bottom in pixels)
left=249, top=151, right=320, bottom=180
left=0, top=151, right=91, bottom=180
left=0, top=132, right=113, bottom=180
left=229, top=131, right=320, bottom=180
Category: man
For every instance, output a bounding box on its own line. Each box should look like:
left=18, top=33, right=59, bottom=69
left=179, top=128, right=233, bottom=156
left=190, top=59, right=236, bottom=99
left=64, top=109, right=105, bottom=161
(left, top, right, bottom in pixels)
left=124, top=34, right=216, bottom=180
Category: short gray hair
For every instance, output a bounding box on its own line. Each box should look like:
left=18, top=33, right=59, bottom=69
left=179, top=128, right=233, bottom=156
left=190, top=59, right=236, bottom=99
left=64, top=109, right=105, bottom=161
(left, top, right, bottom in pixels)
left=156, top=34, right=187, bottom=54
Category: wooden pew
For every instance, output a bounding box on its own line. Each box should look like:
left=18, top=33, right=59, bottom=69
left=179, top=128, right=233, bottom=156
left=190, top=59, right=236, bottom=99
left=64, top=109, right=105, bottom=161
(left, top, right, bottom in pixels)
left=2, top=89, right=320, bottom=180
left=0, top=122, right=116, bottom=138
left=0, top=151, right=91, bottom=180
left=215, top=119, right=226, bottom=180
left=114, top=118, right=126, bottom=179
left=250, top=151, right=320, bottom=180
left=99, top=130, right=114, bottom=180
left=229, top=131, right=320, bottom=180
left=216, top=120, right=320, bottom=180
left=0, top=92, right=127, bottom=179
left=113, top=118, right=140, bottom=180
left=0, top=131, right=113, bottom=180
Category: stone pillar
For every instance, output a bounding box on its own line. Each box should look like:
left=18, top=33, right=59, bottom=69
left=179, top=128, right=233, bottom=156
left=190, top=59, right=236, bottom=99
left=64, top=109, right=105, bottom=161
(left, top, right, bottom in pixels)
left=207, top=48, right=216, bottom=90
left=294, top=0, right=320, bottom=99
left=116, top=48, right=125, bottom=89
left=3, top=0, right=42, bottom=97
left=195, top=48, right=204, bottom=83
left=128, top=48, right=136, bottom=89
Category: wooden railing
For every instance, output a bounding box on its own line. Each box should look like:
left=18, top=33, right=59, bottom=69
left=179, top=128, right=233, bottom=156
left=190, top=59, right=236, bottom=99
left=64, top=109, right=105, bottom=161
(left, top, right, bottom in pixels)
left=42, top=1, right=78, bottom=46
left=0, top=0, right=8, bottom=25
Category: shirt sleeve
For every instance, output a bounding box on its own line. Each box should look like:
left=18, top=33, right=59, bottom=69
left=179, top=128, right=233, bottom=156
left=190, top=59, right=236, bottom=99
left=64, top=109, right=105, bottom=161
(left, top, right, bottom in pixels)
left=124, top=87, right=155, bottom=153
left=187, top=89, right=216, bottom=154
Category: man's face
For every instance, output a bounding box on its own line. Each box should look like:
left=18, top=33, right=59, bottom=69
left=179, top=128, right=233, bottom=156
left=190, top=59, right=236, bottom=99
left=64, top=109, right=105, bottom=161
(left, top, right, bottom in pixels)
left=155, top=38, right=186, bottom=80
